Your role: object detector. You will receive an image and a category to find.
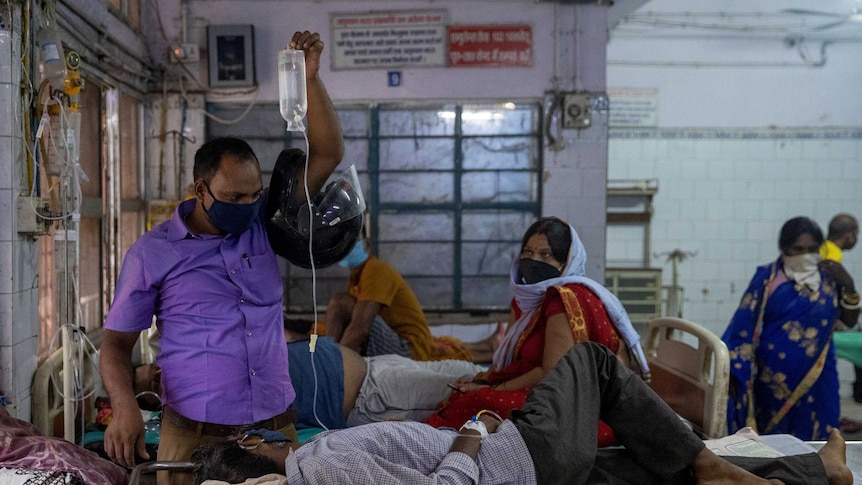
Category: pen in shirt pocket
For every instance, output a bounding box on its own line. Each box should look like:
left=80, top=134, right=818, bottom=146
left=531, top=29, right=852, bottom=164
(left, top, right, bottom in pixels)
left=243, top=253, right=252, bottom=268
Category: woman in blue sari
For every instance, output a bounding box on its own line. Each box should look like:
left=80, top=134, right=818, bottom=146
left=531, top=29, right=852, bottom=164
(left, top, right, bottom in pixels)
left=723, top=217, right=859, bottom=440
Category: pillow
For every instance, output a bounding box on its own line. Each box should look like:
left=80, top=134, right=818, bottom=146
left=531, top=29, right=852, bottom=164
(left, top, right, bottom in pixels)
left=0, top=466, right=82, bottom=484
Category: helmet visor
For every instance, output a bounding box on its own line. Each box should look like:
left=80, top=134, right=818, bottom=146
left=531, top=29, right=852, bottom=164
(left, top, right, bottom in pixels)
left=316, top=164, right=366, bottom=227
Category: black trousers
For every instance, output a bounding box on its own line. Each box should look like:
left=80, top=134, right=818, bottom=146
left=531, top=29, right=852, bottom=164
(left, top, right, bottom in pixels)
left=511, top=342, right=826, bottom=485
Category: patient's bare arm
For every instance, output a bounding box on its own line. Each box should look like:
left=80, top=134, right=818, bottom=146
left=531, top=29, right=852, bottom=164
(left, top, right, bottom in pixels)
left=449, top=414, right=500, bottom=461
left=339, top=299, right=381, bottom=353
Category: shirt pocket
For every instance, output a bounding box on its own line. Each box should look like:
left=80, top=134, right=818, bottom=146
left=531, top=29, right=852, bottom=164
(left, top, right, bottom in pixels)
left=239, top=251, right=283, bottom=305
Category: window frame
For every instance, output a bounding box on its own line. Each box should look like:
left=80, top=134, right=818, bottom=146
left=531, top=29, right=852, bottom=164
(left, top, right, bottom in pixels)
left=206, top=101, right=543, bottom=313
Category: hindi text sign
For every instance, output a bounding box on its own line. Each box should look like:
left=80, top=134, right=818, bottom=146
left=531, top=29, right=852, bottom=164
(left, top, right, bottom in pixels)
left=330, top=10, right=447, bottom=70
left=447, top=25, right=533, bottom=68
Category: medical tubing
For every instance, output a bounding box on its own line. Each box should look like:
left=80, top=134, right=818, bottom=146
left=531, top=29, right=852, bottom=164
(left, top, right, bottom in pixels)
left=299, top=129, right=328, bottom=432
left=474, top=409, right=504, bottom=423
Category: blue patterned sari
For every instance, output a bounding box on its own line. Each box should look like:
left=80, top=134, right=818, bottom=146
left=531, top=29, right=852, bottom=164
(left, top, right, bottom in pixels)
left=722, top=258, right=840, bottom=440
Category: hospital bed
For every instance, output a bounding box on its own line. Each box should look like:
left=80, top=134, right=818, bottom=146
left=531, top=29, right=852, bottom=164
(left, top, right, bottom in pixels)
left=23, top=326, right=165, bottom=484
left=0, top=328, right=126, bottom=483
left=31, top=327, right=104, bottom=441
left=130, top=461, right=195, bottom=485
left=644, top=317, right=730, bottom=439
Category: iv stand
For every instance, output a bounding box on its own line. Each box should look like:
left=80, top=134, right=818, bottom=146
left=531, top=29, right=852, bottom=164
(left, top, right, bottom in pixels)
left=654, top=249, right=696, bottom=318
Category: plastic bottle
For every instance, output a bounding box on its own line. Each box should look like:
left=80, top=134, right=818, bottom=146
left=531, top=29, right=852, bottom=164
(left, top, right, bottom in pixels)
left=278, top=49, right=307, bottom=132
left=37, top=24, right=67, bottom=92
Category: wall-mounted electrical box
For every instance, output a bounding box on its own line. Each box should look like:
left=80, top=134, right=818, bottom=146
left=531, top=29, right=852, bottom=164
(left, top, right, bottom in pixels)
left=169, top=44, right=200, bottom=63
left=17, top=196, right=51, bottom=235
left=563, top=92, right=592, bottom=129
left=208, top=24, right=255, bottom=88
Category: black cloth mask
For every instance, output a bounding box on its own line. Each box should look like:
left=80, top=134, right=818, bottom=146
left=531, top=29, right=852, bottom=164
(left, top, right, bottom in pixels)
left=516, top=259, right=561, bottom=285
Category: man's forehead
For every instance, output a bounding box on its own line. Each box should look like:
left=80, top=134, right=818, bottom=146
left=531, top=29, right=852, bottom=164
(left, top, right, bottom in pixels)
left=209, top=162, right=263, bottom=188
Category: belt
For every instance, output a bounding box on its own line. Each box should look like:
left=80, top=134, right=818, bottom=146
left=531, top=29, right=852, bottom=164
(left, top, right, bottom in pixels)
left=162, top=406, right=295, bottom=437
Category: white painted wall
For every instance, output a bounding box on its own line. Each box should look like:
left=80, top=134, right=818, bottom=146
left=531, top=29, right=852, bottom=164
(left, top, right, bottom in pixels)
left=185, top=0, right=558, bottom=103
left=608, top=40, right=862, bottom=128
left=606, top=0, right=862, bottom=341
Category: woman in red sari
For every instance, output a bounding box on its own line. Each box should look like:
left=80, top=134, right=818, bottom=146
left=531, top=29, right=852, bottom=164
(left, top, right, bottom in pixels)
left=425, top=217, right=650, bottom=446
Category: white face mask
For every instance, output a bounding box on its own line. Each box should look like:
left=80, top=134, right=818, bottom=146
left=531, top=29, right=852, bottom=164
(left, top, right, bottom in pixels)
left=782, top=253, right=821, bottom=291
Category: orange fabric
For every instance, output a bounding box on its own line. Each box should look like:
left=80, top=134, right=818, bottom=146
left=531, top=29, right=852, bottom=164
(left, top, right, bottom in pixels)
left=429, top=335, right=473, bottom=362
left=304, top=321, right=327, bottom=336
left=349, top=257, right=470, bottom=361
left=425, top=283, right=621, bottom=447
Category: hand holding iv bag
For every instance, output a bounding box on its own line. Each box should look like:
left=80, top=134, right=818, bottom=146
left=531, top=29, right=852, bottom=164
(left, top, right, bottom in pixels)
left=278, top=49, right=307, bottom=132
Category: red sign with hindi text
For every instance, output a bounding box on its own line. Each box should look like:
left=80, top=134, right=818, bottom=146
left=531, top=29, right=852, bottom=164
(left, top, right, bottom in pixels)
left=447, top=25, right=533, bottom=68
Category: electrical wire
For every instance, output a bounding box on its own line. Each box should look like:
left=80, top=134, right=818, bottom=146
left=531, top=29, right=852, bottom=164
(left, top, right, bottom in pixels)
left=150, top=0, right=261, bottom=126
left=181, top=73, right=262, bottom=126
left=31, top=97, right=84, bottom=220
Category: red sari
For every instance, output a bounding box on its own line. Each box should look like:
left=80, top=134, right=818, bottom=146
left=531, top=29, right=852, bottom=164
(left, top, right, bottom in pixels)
left=425, top=284, right=622, bottom=447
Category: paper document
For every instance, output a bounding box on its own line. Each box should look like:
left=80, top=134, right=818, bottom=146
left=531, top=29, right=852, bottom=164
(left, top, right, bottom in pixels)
left=704, top=427, right=786, bottom=458
left=706, top=428, right=860, bottom=485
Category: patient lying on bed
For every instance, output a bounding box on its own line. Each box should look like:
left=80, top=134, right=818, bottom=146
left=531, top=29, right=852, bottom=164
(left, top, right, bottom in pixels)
left=284, top=317, right=484, bottom=430
left=0, top=406, right=128, bottom=484
left=193, top=343, right=854, bottom=485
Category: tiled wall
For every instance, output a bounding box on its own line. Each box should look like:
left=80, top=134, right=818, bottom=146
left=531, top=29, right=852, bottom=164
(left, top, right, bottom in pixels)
left=608, top=128, right=862, bottom=340
left=0, top=7, right=39, bottom=419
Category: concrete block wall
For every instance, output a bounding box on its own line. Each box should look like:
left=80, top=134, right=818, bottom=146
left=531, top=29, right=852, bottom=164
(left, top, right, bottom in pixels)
left=608, top=129, right=862, bottom=340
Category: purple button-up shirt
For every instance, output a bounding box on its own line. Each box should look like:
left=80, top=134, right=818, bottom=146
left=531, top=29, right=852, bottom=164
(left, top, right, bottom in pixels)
left=105, top=197, right=295, bottom=425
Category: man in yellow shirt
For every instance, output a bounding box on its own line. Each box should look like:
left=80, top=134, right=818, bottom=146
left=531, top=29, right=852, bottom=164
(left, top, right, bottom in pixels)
left=820, top=213, right=858, bottom=262
left=326, top=238, right=497, bottom=362
left=821, top=213, right=860, bottom=402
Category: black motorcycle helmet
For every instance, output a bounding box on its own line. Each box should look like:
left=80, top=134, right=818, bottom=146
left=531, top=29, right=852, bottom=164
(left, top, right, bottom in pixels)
left=265, top=148, right=366, bottom=269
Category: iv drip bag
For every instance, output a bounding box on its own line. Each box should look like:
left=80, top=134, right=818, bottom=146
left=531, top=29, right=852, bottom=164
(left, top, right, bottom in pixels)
left=278, top=49, right=307, bottom=132
left=38, top=25, right=67, bottom=92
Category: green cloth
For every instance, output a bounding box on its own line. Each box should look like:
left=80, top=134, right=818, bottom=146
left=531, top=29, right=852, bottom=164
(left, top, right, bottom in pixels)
left=296, top=426, right=326, bottom=444
left=834, top=331, right=862, bottom=368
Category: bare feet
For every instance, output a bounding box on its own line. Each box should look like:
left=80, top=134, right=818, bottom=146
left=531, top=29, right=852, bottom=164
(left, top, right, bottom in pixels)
left=463, top=321, right=506, bottom=364
left=491, top=320, right=505, bottom=349
left=818, top=429, right=852, bottom=485
left=692, top=448, right=784, bottom=485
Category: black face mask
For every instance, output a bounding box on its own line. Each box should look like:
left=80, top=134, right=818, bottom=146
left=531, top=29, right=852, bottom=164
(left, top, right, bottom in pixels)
left=203, top=182, right=262, bottom=235
left=517, top=259, right=561, bottom=285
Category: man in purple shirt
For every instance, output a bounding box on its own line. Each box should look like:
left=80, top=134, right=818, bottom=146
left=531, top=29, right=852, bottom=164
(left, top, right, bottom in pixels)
left=192, top=343, right=852, bottom=485
left=99, top=30, right=343, bottom=485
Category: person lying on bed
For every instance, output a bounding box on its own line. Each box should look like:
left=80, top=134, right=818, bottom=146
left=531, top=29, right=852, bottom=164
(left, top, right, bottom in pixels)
left=0, top=406, right=129, bottom=484
left=284, top=317, right=485, bottom=430
left=191, top=342, right=853, bottom=485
